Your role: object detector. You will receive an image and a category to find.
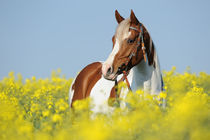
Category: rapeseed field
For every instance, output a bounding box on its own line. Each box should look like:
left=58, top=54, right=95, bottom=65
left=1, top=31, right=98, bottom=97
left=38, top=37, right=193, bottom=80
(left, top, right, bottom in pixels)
left=0, top=67, right=209, bottom=140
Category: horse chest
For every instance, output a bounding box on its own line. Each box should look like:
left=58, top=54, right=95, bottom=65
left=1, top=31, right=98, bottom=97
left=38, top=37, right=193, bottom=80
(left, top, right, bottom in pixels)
left=89, top=73, right=132, bottom=113
left=90, top=76, right=115, bottom=105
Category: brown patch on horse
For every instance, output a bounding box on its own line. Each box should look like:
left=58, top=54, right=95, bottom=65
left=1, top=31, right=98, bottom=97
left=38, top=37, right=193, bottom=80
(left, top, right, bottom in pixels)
left=71, top=62, right=102, bottom=107
left=130, top=9, right=139, bottom=25
left=129, top=10, right=156, bottom=68
left=147, top=41, right=155, bottom=67
left=128, top=10, right=156, bottom=68
left=112, top=35, right=116, bottom=49
left=137, top=23, right=155, bottom=68
left=72, top=82, right=75, bottom=90
left=109, top=86, right=116, bottom=98
left=108, top=86, right=116, bottom=106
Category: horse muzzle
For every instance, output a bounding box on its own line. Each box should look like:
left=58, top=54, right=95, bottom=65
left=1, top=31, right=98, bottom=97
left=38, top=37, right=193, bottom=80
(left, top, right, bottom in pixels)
left=102, top=63, right=118, bottom=81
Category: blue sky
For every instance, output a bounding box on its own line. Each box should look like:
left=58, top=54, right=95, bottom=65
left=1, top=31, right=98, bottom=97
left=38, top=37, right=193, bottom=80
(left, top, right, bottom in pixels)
left=0, top=0, right=210, bottom=79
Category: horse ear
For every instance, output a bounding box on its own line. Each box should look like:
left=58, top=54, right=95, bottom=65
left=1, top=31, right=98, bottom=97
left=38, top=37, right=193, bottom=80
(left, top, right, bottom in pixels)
left=130, top=9, right=139, bottom=25
left=115, top=10, right=124, bottom=24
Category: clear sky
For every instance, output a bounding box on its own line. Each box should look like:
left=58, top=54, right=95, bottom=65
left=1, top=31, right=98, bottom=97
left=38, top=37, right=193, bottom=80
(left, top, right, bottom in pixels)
left=0, top=0, right=210, bottom=79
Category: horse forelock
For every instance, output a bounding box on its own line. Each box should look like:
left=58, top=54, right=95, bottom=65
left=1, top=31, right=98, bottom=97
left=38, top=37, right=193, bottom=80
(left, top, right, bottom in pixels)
left=115, top=18, right=131, bottom=43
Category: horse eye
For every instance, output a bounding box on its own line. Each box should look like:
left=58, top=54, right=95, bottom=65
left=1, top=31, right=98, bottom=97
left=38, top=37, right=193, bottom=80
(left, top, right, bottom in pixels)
left=127, top=39, right=134, bottom=44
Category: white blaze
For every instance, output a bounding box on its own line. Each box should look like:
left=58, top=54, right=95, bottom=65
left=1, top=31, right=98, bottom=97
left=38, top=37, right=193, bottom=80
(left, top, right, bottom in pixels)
left=103, top=39, right=120, bottom=66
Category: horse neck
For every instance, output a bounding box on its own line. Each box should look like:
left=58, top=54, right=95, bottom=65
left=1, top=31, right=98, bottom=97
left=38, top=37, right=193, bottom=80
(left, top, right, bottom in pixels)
left=131, top=47, right=162, bottom=95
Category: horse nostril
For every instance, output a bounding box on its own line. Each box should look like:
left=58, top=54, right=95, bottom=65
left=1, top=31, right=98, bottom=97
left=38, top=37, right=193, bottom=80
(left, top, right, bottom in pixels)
left=107, top=67, right=113, bottom=75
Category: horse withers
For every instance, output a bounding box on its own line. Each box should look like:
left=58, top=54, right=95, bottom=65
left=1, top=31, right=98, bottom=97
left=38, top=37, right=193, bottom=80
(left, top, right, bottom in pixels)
left=69, top=10, right=164, bottom=113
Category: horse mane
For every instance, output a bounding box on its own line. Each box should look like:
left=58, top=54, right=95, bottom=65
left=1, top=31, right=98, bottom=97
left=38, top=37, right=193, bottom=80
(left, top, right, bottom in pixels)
left=142, top=25, right=156, bottom=68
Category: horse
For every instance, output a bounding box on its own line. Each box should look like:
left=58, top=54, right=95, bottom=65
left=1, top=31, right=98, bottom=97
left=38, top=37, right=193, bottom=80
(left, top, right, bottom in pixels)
left=69, top=10, right=164, bottom=113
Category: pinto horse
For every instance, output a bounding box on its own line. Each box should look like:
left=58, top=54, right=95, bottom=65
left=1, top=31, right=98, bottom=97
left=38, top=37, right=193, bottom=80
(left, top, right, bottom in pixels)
left=69, top=10, right=164, bottom=113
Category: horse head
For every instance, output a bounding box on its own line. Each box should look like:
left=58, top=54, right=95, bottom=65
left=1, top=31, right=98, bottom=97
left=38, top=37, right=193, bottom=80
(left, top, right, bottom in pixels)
left=102, top=10, right=155, bottom=80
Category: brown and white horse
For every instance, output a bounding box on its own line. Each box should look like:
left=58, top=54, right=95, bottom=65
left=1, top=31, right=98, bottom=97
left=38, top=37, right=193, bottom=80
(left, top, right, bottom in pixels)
left=69, top=10, right=164, bottom=113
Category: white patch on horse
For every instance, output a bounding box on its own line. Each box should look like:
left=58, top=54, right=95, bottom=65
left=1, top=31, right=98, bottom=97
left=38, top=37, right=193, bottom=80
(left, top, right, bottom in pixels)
left=151, top=49, right=162, bottom=95
left=90, top=76, right=115, bottom=113
left=103, top=39, right=120, bottom=67
left=89, top=73, right=123, bottom=113
left=69, top=78, right=76, bottom=106
left=131, top=45, right=162, bottom=95
left=144, top=26, right=153, bottom=52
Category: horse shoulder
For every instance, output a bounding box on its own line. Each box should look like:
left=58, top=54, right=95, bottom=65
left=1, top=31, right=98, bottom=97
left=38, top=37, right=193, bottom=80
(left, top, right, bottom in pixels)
left=70, top=62, right=102, bottom=106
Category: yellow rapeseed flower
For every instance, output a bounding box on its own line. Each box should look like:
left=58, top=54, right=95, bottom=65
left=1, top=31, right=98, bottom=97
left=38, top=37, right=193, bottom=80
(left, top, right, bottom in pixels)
left=52, top=114, right=62, bottom=123
left=159, top=92, right=167, bottom=99
left=0, top=68, right=209, bottom=140
left=42, top=110, right=50, bottom=117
